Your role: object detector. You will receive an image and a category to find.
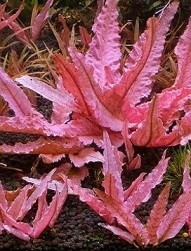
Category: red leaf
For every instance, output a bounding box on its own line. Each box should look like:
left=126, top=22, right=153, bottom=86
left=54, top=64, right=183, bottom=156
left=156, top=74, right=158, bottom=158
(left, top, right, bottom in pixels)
left=94, top=189, right=149, bottom=246
left=79, top=26, right=91, bottom=46
left=0, top=4, right=23, bottom=31
left=69, top=49, right=123, bottom=131
left=2, top=12, right=30, bottom=45
left=146, top=183, right=170, bottom=244
left=54, top=54, right=91, bottom=115
left=129, top=96, right=180, bottom=147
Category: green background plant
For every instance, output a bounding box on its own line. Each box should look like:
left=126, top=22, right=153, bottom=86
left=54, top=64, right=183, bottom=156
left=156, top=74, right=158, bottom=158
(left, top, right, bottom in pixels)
left=165, top=145, right=191, bottom=193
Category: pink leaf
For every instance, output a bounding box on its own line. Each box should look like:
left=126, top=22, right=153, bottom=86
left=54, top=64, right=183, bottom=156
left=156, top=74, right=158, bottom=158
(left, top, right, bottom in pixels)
left=22, top=177, right=65, bottom=193
left=179, top=112, right=191, bottom=145
left=32, top=189, right=48, bottom=226
left=102, top=132, right=124, bottom=203
left=31, top=0, right=54, bottom=42
left=173, top=18, right=191, bottom=89
left=56, top=164, right=88, bottom=186
left=40, top=154, right=66, bottom=164
left=0, top=67, right=34, bottom=116
left=0, top=116, right=55, bottom=136
left=32, top=181, right=67, bottom=238
left=146, top=182, right=170, bottom=244
left=51, top=76, right=74, bottom=124
left=0, top=114, right=72, bottom=137
left=123, top=173, right=146, bottom=201
left=0, top=137, right=82, bottom=156
left=156, top=88, right=191, bottom=124
left=128, top=154, right=141, bottom=170
left=69, top=182, right=114, bottom=224
left=49, top=182, right=68, bottom=227
left=124, top=152, right=169, bottom=211
left=117, top=18, right=156, bottom=105
left=19, top=168, right=57, bottom=218
left=123, top=2, right=178, bottom=105
left=187, top=215, right=191, bottom=236
left=94, top=189, right=149, bottom=246
left=69, top=49, right=123, bottom=131
left=122, top=122, right=135, bottom=163
left=86, top=0, right=121, bottom=87
left=157, top=192, right=191, bottom=244
left=9, top=24, right=30, bottom=45
left=65, top=114, right=123, bottom=147
left=69, top=147, right=104, bottom=167
left=3, top=224, right=30, bottom=241
left=99, top=223, right=135, bottom=244
left=7, top=185, right=33, bottom=220
left=15, top=75, right=75, bottom=115
left=0, top=204, right=32, bottom=236
left=0, top=4, right=5, bottom=17
left=126, top=87, right=191, bottom=147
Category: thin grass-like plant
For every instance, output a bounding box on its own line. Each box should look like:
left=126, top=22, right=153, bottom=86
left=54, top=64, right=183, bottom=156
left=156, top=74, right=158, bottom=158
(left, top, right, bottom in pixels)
left=165, top=145, right=191, bottom=193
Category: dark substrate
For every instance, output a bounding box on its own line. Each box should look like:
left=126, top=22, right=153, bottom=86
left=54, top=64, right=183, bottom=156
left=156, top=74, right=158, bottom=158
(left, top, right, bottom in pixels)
left=0, top=191, right=191, bottom=251
left=0, top=148, right=191, bottom=251
left=0, top=1, right=191, bottom=250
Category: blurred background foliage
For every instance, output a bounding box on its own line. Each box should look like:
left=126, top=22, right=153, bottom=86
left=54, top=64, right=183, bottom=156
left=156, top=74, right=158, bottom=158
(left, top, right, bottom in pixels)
left=3, top=1, right=191, bottom=28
